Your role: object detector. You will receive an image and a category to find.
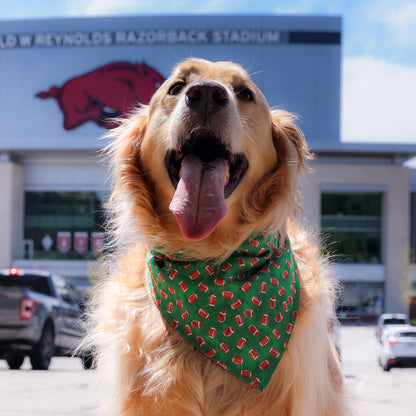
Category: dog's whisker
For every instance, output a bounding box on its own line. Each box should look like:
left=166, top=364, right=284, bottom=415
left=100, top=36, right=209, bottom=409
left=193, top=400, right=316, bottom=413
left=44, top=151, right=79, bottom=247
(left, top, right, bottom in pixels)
left=287, top=160, right=299, bottom=166
left=246, top=133, right=256, bottom=145
left=240, top=116, right=266, bottom=135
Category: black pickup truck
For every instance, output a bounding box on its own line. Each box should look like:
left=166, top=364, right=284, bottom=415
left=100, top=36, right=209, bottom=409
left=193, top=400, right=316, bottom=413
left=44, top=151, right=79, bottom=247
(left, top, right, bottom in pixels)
left=0, top=268, right=92, bottom=370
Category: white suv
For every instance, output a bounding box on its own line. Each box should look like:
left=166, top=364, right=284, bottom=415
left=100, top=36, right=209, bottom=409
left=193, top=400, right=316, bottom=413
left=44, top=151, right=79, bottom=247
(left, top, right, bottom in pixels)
left=375, top=313, right=410, bottom=340
left=377, top=325, right=416, bottom=371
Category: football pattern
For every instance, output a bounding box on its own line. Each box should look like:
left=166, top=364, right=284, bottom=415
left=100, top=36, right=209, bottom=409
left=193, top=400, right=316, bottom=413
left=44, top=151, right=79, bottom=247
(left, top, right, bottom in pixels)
left=147, top=232, right=300, bottom=392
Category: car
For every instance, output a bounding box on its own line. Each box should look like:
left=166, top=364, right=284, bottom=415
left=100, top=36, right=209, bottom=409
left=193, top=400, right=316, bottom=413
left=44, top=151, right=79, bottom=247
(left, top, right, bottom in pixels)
left=375, top=313, right=410, bottom=339
left=0, top=268, right=93, bottom=370
left=377, top=325, right=416, bottom=371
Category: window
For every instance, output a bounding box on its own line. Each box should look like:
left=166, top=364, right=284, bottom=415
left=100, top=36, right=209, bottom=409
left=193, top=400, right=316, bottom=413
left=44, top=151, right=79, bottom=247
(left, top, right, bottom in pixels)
left=0, top=274, right=53, bottom=297
left=396, top=332, right=416, bottom=338
left=337, top=281, right=384, bottom=319
left=52, top=274, right=80, bottom=306
left=383, top=318, right=407, bottom=325
left=411, top=192, right=416, bottom=263
left=24, top=191, right=105, bottom=260
left=321, top=192, right=382, bottom=263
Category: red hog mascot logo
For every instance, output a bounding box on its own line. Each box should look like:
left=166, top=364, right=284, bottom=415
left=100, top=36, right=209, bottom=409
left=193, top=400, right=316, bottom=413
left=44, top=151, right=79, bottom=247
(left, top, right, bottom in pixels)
left=36, top=61, right=165, bottom=130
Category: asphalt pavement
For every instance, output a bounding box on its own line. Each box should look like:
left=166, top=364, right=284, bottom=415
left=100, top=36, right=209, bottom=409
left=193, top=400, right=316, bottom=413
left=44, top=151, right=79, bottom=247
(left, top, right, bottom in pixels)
left=342, top=325, right=416, bottom=416
left=0, top=325, right=415, bottom=415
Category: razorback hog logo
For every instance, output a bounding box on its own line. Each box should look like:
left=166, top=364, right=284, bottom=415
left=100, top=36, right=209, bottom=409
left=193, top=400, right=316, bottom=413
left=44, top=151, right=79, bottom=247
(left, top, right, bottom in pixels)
left=36, top=61, right=165, bottom=130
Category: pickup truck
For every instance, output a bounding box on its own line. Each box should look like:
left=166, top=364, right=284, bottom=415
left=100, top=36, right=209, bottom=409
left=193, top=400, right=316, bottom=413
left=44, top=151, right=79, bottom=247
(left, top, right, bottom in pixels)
left=0, top=268, right=92, bottom=370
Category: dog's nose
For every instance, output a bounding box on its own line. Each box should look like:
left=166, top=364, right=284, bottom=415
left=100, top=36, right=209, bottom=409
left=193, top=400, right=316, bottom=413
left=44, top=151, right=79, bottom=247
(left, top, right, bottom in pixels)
left=185, top=81, right=229, bottom=111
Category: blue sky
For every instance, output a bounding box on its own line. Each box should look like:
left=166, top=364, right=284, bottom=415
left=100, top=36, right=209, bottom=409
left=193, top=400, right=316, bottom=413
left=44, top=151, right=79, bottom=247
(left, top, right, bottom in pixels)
left=2, top=0, right=416, bottom=144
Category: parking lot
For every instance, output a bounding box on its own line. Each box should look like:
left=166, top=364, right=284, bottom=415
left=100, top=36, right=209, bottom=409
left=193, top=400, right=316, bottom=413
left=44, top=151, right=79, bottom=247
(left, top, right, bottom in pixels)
left=0, top=356, right=99, bottom=416
left=0, top=325, right=415, bottom=416
left=342, top=326, right=416, bottom=415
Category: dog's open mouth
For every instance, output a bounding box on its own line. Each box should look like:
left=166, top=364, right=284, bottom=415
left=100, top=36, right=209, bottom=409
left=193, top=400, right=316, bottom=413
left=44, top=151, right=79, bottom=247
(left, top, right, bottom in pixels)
left=165, top=128, right=249, bottom=241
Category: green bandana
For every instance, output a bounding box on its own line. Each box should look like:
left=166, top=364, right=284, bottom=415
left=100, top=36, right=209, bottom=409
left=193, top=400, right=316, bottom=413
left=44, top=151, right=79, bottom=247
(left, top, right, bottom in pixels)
left=147, top=231, right=299, bottom=392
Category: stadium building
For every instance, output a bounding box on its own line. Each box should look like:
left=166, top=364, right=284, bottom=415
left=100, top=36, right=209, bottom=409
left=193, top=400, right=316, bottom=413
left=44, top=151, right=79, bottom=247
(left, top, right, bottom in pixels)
left=0, top=15, right=415, bottom=319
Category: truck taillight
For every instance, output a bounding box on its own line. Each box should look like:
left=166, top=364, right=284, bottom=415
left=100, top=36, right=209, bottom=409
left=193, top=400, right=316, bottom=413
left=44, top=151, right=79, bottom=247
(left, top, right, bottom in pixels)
left=388, top=337, right=398, bottom=346
left=20, top=297, right=35, bottom=320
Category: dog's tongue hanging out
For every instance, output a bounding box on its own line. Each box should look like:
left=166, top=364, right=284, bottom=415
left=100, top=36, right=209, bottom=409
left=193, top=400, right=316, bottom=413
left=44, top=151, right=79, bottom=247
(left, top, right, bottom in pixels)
left=169, top=155, right=228, bottom=240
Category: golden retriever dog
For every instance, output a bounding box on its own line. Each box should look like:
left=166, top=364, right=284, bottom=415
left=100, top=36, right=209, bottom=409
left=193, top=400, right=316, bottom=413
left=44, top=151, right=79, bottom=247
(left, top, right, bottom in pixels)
left=89, top=58, right=348, bottom=415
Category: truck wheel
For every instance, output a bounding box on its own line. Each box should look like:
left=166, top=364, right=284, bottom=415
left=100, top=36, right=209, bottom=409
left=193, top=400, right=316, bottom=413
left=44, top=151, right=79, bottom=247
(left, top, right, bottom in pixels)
left=6, top=354, right=25, bottom=370
left=30, top=323, right=55, bottom=370
left=81, top=351, right=95, bottom=370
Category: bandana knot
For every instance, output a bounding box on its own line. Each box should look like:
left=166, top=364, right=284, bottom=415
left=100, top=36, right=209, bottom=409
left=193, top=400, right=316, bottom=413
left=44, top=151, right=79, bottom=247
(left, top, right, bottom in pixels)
left=147, top=231, right=299, bottom=392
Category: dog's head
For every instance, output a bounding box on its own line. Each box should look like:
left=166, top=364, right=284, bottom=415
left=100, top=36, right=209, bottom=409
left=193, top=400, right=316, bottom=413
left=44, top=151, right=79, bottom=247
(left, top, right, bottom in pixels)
left=106, top=58, right=310, bottom=258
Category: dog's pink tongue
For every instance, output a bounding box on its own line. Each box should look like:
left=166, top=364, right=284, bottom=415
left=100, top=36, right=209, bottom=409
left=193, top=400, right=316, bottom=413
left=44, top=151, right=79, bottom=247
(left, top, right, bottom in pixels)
left=169, top=155, right=228, bottom=240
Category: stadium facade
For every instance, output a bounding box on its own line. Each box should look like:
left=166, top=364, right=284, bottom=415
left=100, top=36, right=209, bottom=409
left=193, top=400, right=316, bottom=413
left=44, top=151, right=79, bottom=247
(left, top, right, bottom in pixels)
left=1, top=15, right=415, bottom=319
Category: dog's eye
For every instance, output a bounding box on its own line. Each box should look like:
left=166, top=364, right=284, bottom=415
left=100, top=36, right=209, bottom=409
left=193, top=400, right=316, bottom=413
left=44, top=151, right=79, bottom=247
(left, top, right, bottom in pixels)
left=234, top=87, right=254, bottom=102
left=168, top=81, right=186, bottom=96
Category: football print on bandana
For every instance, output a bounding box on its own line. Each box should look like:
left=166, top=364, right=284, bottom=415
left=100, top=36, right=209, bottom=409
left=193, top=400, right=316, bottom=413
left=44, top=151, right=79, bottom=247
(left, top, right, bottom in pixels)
left=147, top=231, right=299, bottom=392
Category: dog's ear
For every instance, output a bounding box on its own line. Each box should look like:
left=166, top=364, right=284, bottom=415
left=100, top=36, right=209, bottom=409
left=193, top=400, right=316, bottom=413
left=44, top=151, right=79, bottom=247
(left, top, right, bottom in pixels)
left=105, top=108, right=150, bottom=201
left=104, top=107, right=159, bottom=249
left=244, top=109, right=312, bottom=232
left=270, top=109, right=312, bottom=173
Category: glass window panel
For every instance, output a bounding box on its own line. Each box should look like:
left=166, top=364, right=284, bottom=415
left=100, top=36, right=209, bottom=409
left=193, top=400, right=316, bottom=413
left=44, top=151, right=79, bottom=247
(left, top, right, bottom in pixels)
left=411, top=192, right=416, bottom=264
left=24, top=191, right=105, bottom=260
left=337, top=281, right=384, bottom=321
left=321, top=192, right=382, bottom=264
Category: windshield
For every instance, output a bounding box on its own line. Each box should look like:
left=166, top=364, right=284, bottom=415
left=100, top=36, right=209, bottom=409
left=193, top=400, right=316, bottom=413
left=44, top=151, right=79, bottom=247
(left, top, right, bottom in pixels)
left=0, top=274, right=53, bottom=296
left=383, top=318, right=407, bottom=325
left=395, top=332, right=416, bottom=338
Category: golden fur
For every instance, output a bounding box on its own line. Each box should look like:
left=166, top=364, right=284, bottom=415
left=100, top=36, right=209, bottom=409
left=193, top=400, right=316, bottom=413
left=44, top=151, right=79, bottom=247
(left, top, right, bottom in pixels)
left=88, top=58, right=348, bottom=415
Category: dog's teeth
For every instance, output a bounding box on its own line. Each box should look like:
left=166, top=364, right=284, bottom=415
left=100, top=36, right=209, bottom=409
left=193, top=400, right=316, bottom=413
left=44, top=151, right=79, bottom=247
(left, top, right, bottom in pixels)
left=223, top=164, right=230, bottom=185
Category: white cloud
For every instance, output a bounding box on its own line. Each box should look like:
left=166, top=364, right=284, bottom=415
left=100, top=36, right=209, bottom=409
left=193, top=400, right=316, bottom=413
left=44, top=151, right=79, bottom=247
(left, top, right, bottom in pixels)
left=64, top=0, right=229, bottom=16
left=194, top=0, right=232, bottom=13
left=368, top=0, right=416, bottom=46
left=65, top=0, right=153, bottom=15
left=273, top=0, right=332, bottom=14
left=65, top=0, right=252, bottom=15
left=342, top=56, right=416, bottom=143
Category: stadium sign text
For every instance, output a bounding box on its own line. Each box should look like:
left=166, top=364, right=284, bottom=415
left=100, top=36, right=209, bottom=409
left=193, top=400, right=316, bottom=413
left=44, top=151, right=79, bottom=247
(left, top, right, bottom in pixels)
left=0, top=29, right=281, bottom=49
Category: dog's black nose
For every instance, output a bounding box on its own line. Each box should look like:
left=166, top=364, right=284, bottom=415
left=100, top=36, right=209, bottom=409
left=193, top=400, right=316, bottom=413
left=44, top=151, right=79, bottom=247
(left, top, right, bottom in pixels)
left=185, top=81, right=229, bottom=111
